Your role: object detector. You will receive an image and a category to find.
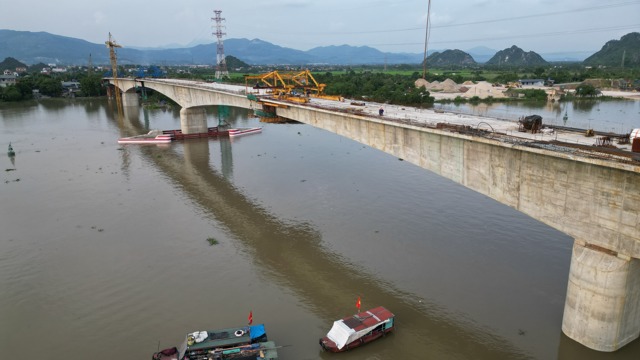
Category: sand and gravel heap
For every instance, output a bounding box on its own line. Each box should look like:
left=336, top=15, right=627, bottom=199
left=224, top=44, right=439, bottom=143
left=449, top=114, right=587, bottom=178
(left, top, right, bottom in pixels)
left=426, top=80, right=441, bottom=90
left=415, top=78, right=429, bottom=89
left=462, top=81, right=507, bottom=98
left=440, top=78, right=460, bottom=93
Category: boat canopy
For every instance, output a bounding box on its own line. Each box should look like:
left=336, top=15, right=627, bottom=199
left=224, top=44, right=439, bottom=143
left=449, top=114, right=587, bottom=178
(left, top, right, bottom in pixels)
left=249, top=324, right=266, bottom=340
left=326, top=319, right=388, bottom=350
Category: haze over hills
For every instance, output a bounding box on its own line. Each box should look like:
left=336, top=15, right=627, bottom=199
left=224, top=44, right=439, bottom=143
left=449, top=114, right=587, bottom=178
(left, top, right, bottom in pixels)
left=0, top=29, right=634, bottom=67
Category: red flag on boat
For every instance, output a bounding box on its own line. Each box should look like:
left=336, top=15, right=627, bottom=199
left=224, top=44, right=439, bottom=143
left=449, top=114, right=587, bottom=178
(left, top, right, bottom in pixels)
left=248, top=311, right=253, bottom=325
left=356, top=296, right=361, bottom=312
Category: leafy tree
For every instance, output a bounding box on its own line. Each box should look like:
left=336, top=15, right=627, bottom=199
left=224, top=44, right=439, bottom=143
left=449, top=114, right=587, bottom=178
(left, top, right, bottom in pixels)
left=79, top=75, right=104, bottom=96
left=0, top=85, right=24, bottom=101
left=533, top=67, right=546, bottom=77
left=575, top=84, right=599, bottom=97
left=38, top=77, right=63, bottom=97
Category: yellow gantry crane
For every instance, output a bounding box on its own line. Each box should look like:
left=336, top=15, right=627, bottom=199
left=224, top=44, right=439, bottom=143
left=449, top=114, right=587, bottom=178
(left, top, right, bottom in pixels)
left=244, top=70, right=342, bottom=103
left=105, top=33, right=123, bottom=110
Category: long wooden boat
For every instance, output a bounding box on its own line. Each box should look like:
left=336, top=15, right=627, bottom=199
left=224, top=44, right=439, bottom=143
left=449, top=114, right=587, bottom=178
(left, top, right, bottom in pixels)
left=153, top=324, right=278, bottom=360
left=118, top=130, right=173, bottom=144
left=228, top=127, right=262, bottom=137
left=319, top=306, right=395, bottom=352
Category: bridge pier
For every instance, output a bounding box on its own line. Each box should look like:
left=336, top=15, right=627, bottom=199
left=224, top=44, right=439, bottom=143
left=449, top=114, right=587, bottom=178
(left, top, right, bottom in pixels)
left=122, top=92, right=139, bottom=107
left=562, top=240, right=640, bottom=352
left=180, top=108, right=208, bottom=134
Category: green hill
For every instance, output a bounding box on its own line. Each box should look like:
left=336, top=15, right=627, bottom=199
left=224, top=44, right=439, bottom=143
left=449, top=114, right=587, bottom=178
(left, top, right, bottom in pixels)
left=0, top=57, right=27, bottom=72
left=583, top=32, right=640, bottom=67
left=486, top=45, right=548, bottom=66
left=425, top=49, right=476, bottom=67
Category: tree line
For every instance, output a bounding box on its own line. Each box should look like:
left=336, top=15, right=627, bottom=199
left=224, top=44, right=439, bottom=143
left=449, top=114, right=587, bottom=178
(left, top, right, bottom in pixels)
left=0, top=73, right=104, bottom=101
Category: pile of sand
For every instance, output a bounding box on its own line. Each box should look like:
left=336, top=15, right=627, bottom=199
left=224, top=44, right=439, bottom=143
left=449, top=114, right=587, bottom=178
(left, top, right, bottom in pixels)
left=440, top=78, right=459, bottom=93
left=415, top=78, right=429, bottom=89
left=462, top=81, right=507, bottom=98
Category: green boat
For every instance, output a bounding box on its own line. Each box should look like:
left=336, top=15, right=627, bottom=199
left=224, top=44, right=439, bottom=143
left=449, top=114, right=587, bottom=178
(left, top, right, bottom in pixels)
left=152, top=324, right=278, bottom=360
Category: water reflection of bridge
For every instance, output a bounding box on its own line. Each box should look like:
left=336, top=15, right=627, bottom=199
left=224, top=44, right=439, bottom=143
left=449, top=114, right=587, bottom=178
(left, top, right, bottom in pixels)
left=116, top=108, right=531, bottom=359
left=110, top=78, right=640, bottom=352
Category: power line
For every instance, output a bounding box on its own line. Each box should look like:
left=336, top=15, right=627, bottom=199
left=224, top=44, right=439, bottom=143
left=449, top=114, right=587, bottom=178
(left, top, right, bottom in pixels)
left=267, top=0, right=640, bottom=36
left=365, top=24, right=640, bottom=48
left=432, top=0, right=640, bottom=29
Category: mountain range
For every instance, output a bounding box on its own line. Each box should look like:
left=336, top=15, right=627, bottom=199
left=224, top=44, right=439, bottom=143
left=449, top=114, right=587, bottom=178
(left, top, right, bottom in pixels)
left=0, top=29, right=636, bottom=67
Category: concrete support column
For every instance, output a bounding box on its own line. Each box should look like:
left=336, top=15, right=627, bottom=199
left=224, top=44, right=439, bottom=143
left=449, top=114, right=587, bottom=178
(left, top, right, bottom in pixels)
left=180, top=108, right=208, bottom=134
left=121, top=92, right=139, bottom=107
left=562, top=240, right=640, bottom=352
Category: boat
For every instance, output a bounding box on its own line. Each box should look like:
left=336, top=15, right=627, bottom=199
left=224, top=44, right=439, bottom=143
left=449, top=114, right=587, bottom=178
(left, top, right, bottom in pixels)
left=153, top=324, right=278, bottom=360
left=319, top=306, right=395, bottom=352
left=118, top=130, right=173, bottom=144
left=228, top=127, right=262, bottom=137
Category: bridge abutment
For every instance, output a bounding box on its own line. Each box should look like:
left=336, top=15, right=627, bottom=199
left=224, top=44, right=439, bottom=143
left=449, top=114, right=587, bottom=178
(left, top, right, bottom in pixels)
left=180, top=108, right=208, bottom=134
left=122, top=92, right=139, bottom=107
left=562, top=240, right=640, bottom=351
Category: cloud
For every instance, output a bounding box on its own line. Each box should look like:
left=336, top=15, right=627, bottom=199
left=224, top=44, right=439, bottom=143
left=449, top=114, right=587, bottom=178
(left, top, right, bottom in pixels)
left=256, top=0, right=313, bottom=8
left=93, top=11, right=106, bottom=25
left=430, top=12, right=453, bottom=26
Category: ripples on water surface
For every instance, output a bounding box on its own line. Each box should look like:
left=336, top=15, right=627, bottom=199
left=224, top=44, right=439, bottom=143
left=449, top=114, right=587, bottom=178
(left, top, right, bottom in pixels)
left=1, top=99, right=639, bottom=360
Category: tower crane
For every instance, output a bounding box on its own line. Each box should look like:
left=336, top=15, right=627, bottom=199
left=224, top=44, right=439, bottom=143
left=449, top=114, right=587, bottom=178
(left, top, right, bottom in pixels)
left=105, top=33, right=123, bottom=109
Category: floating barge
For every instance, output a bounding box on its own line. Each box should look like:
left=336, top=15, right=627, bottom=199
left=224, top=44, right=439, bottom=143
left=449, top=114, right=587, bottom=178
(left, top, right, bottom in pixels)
left=118, top=130, right=173, bottom=144
left=162, top=127, right=229, bottom=140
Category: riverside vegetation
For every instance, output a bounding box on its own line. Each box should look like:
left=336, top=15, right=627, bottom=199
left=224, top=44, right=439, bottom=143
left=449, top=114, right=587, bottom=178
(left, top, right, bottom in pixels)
left=2, top=60, right=638, bottom=107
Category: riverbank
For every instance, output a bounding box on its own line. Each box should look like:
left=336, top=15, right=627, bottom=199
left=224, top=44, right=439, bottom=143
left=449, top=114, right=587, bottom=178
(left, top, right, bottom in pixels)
left=428, top=85, right=640, bottom=102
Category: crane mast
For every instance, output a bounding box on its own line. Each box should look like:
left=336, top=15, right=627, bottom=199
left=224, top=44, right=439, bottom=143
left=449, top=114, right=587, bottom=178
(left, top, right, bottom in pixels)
left=105, top=33, right=123, bottom=110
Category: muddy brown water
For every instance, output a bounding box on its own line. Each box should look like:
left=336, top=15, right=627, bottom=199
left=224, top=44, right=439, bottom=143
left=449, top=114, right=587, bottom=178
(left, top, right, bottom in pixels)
left=1, top=98, right=639, bottom=359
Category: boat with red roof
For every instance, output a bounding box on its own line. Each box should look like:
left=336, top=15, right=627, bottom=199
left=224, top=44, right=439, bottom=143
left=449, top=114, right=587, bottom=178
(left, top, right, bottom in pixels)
left=319, top=305, right=395, bottom=352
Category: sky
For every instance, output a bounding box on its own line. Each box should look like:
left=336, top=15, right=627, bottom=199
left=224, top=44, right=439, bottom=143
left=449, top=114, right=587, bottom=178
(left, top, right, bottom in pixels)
left=3, top=0, right=640, bottom=55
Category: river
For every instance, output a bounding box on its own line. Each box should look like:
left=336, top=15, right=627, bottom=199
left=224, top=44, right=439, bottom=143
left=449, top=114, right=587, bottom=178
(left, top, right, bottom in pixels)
left=434, top=99, right=639, bottom=134
left=1, top=98, right=639, bottom=360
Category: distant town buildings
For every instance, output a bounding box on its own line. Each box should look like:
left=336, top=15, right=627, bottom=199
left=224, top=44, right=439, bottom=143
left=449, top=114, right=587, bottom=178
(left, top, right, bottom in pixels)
left=0, top=70, right=17, bottom=87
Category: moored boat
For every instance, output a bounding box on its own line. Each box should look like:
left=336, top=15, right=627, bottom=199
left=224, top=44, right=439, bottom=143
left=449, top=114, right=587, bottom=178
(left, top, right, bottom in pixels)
left=228, top=127, right=262, bottom=137
left=153, top=323, right=278, bottom=360
left=319, top=306, right=395, bottom=352
left=118, top=130, right=173, bottom=144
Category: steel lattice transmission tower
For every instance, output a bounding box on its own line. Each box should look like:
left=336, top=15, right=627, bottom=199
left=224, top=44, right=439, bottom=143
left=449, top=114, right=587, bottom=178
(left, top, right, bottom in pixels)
left=212, top=10, right=229, bottom=80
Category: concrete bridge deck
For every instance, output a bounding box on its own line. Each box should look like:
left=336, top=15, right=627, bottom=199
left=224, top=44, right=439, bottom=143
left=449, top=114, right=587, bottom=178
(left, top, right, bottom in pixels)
left=130, top=78, right=638, bottom=165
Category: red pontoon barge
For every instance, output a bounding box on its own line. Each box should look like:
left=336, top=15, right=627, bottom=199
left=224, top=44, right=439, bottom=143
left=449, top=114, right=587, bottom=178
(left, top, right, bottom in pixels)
left=319, top=306, right=395, bottom=352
